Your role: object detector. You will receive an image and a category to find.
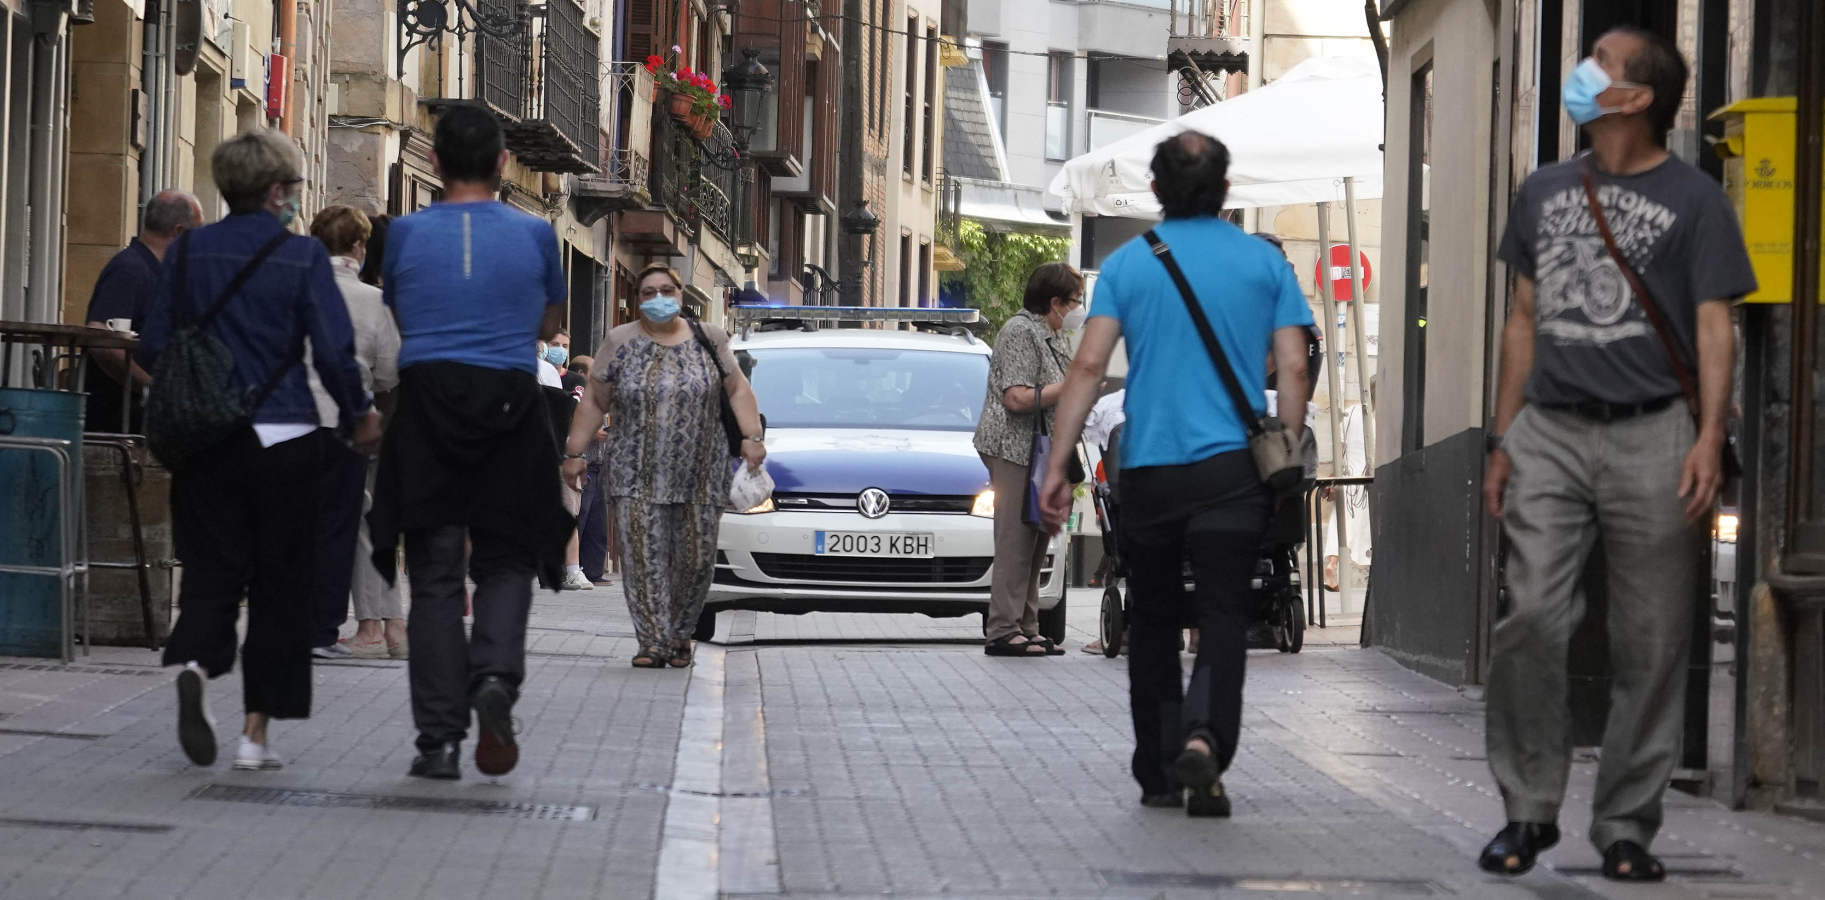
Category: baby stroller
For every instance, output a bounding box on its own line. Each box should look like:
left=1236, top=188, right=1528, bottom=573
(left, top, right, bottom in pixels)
left=1093, top=426, right=1307, bottom=657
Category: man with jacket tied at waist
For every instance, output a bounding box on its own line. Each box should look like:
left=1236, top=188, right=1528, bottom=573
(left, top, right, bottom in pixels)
left=368, top=105, right=574, bottom=781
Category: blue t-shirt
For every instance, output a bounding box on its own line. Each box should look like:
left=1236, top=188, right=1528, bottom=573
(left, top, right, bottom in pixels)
left=384, top=202, right=567, bottom=374
left=1091, top=216, right=1315, bottom=469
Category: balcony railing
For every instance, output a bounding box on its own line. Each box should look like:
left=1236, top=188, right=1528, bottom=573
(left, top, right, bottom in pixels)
left=1170, top=0, right=1246, bottom=38
left=502, top=0, right=599, bottom=173
left=691, top=179, right=732, bottom=239
left=651, top=111, right=699, bottom=226
left=477, top=0, right=527, bottom=119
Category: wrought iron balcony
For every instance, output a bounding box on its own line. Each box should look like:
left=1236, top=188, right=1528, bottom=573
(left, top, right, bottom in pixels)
left=503, top=0, right=600, bottom=173
left=572, top=62, right=651, bottom=223
left=691, top=178, right=732, bottom=239
left=401, top=0, right=528, bottom=119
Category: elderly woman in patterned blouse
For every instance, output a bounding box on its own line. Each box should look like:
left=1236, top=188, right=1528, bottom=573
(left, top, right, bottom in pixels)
left=973, top=262, right=1086, bottom=657
left=561, top=264, right=766, bottom=668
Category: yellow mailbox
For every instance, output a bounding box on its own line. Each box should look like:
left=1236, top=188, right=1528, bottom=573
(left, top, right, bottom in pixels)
left=1711, top=97, right=1824, bottom=304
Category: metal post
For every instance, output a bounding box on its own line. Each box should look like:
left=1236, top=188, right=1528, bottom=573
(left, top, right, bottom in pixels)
left=1342, top=177, right=1377, bottom=561
left=1315, top=202, right=1352, bottom=616
left=1787, top=0, right=1822, bottom=552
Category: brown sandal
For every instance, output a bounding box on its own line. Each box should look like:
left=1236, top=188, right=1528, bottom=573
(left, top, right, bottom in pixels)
left=631, top=647, right=666, bottom=668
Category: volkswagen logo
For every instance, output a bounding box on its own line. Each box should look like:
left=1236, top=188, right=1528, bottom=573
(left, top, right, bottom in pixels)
left=857, top=488, right=891, bottom=519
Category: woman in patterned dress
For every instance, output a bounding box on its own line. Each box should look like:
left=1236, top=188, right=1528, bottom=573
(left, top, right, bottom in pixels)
left=561, top=265, right=766, bottom=668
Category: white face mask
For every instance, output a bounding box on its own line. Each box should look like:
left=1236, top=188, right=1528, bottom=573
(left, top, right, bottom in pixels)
left=1061, top=304, right=1088, bottom=333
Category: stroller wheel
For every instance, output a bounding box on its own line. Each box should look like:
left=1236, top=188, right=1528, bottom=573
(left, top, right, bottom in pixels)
left=1274, top=589, right=1305, bottom=654
left=1101, top=582, right=1126, bottom=658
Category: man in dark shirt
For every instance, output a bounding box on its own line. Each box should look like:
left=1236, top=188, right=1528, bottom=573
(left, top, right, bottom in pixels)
left=1479, top=28, right=1754, bottom=882
left=83, top=190, right=203, bottom=432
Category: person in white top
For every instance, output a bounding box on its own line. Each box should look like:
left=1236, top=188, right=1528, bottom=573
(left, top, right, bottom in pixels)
left=308, top=206, right=404, bottom=660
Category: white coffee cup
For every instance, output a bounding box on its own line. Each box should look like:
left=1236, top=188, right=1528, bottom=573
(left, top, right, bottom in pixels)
left=104, top=318, right=133, bottom=333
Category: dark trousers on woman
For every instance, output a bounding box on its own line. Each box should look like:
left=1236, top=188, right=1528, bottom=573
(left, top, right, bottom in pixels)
left=311, top=431, right=368, bottom=648
left=578, top=467, right=609, bottom=581
left=1118, top=450, right=1269, bottom=795
left=404, top=525, right=533, bottom=753
left=161, top=430, right=323, bottom=718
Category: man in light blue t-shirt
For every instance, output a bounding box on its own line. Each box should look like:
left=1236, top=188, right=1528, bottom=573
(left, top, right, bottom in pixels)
left=1038, top=132, right=1313, bottom=817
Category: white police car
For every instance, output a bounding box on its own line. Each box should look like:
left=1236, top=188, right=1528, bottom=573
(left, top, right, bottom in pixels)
left=697, top=306, right=1069, bottom=641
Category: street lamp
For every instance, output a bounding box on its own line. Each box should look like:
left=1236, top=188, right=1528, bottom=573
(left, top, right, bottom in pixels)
left=841, top=200, right=880, bottom=304
left=721, top=48, right=774, bottom=149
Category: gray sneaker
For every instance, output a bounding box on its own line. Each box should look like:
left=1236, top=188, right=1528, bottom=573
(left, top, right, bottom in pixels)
left=559, top=571, right=594, bottom=591
left=311, top=643, right=352, bottom=660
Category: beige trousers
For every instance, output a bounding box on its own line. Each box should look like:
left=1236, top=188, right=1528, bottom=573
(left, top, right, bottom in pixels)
left=983, top=454, right=1046, bottom=641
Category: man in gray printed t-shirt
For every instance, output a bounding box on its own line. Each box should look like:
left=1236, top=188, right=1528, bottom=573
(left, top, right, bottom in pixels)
left=1477, top=27, right=1755, bottom=884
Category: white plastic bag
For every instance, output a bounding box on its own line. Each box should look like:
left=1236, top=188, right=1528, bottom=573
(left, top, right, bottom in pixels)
left=729, top=463, right=774, bottom=512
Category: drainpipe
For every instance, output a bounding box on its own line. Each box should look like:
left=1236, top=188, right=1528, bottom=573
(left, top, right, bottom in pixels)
left=140, top=1, right=163, bottom=208
left=27, top=16, right=67, bottom=324
left=1782, top=0, right=1823, bottom=573
left=278, top=0, right=297, bottom=135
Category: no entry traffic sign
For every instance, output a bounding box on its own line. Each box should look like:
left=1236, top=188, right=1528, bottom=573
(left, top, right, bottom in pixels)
left=1314, top=243, right=1371, bottom=303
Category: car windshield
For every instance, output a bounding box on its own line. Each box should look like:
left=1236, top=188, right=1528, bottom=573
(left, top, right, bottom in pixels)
left=739, top=347, right=989, bottom=430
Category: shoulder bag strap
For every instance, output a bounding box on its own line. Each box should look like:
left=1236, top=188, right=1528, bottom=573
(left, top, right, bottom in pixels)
left=1577, top=165, right=1701, bottom=418
left=195, top=233, right=292, bottom=331
left=1034, top=384, right=1048, bottom=436
left=1143, top=229, right=1265, bottom=437
left=687, top=318, right=730, bottom=381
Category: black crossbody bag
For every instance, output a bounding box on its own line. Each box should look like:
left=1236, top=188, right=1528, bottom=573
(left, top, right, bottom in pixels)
left=1143, top=230, right=1304, bottom=495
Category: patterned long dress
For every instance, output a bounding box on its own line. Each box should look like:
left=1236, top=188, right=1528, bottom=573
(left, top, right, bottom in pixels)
left=590, top=321, right=738, bottom=654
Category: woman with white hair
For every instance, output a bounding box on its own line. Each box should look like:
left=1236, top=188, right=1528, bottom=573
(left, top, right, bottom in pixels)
left=137, top=129, right=383, bottom=772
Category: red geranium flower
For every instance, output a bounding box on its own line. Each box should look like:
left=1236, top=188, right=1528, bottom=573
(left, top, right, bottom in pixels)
left=718, top=94, right=732, bottom=109
left=645, top=54, right=663, bottom=69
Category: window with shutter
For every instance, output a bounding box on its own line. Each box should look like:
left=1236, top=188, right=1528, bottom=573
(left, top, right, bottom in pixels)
left=627, top=0, right=657, bottom=60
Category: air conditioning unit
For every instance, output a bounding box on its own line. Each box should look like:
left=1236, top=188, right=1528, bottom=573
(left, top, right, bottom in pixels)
left=228, top=21, right=258, bottom=89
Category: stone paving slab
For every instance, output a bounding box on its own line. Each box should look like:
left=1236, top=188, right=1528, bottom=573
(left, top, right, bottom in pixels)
left=0, top=584, right=682, bottom=900
left=3, top=586, right=1824, bottom=899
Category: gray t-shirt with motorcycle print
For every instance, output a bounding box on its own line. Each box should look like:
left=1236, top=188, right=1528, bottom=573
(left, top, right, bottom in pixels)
left=1497, top=152, right=1756, bottom=406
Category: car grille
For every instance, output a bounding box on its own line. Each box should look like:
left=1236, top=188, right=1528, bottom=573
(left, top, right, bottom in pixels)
left=771, top=493, right=975, bottom=514
left=750, top=553, right=992, bottom=584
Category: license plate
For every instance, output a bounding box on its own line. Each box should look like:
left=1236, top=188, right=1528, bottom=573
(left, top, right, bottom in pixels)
left=814, top=531, right=934, bottom=558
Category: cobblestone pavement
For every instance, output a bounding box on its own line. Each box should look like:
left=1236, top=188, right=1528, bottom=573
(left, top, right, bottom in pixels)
left=2, top=583, right=1823, bottom=899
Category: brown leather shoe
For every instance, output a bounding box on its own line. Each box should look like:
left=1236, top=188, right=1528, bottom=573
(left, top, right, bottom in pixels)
left=471, top=677, right=518, bottom=776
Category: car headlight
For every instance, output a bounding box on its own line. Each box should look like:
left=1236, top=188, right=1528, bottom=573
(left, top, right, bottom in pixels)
left=739, top=498, right=775, bottom=515
left=1715, top=513, right=1738, bottom=543
left=970, top=489, right=995, bottom=518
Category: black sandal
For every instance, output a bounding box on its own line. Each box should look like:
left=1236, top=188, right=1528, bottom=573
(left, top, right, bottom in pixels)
left=1024, top=634, right=1066, bottom=656
left=1477, top=822, right=1560, bottom=876
left=984, top=635, right=1048, bottom=657
left=631, top=648, right=666, bottom=668
left=668, top=642, right=694, bottom=668
left=1601, top=840, right=1665, bottom=882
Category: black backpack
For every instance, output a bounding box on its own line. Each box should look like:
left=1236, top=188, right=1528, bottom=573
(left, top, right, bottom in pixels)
left=144, top=231, right=299, bottom=471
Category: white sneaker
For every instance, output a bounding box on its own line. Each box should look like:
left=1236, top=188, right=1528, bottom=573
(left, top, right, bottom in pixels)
left=175, top=662, right=218, bottom=766
left=232, top=736, right=283, bottom=771
left=560, top=571, right=594, bottom=591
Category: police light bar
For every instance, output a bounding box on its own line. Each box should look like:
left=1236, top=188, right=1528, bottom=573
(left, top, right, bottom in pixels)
left=729, top=305, right=981, bottom=326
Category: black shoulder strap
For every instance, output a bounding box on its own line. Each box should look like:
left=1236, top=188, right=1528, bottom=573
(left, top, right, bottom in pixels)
left=1142, top=229, right=1265, bottom=437
left=190, top=233, right=291, bottom=330
left=687, top=319, right=730, bottom=380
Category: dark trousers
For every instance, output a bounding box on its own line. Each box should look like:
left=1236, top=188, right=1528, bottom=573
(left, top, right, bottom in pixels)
left=312, top=432, right=368, bottom=647
left=1119, top=450, right=1270, bottom=795
left=579, top=467, right=608, bottom=580
left=405, top=525, right=534, bottom=751
left=161, top=430, right=322, bottom=719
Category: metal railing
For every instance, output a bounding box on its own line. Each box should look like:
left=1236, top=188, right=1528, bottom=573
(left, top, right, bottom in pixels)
left=651, top=112, right=698, bottom=224
left=936, top=170, right=962, bottom=249
left=691, top=178, right=732, bottom=238
left=600, top=61, right=652, bottom=196
left=525, top=0, right=599, bottom=164
left=1170, top=0, right=1247, bottom=39
left=478, top=0, right=527, bottom=118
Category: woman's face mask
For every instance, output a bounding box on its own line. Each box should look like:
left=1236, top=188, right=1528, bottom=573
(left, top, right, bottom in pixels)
left=639, top=282, right=682, bottom=324
left=1061, top=303, right=1088, bottom=333
left=544, top=345, right=569, bottom=368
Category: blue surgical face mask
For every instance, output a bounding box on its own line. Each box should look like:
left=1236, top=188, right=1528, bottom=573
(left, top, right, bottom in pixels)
left=640, top=295, right=681, bottom=324
left=277, top=192, right=302, bottom=228
left=1562, top=57, right=1642, bottom=126
left=544, top=345, right=569, bottom=368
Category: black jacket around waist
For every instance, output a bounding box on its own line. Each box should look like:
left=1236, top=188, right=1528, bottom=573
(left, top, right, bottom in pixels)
left=367, top=361, right=574, bottom=587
